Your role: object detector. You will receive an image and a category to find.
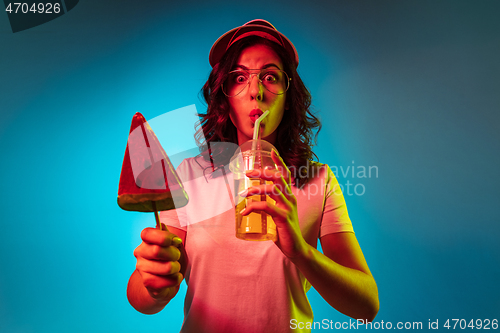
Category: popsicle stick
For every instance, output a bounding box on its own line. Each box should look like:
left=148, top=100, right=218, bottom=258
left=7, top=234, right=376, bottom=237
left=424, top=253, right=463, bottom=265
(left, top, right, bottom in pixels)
left=151, top=201, right=166, bottom=231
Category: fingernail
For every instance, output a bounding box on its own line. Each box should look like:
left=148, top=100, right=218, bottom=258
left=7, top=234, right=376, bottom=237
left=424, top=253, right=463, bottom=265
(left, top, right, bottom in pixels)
left=238, top=189, right=248, bottom=197
left=172, top=237, right=182, bottom=246
left=240, top=208, right=247, bottom=215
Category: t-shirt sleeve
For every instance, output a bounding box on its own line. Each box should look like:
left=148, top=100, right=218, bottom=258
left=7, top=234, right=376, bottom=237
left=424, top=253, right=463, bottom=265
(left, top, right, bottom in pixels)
left=319, top=164, right=354, bottom=237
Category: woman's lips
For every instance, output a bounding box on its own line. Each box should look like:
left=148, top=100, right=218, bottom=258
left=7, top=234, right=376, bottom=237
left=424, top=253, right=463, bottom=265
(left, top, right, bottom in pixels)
left=249, top=109, right=263, bottom=123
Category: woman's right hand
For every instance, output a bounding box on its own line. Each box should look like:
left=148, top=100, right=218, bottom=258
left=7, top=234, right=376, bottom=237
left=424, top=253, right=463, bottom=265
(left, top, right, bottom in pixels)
left=133, top=226, right=184, bottom=301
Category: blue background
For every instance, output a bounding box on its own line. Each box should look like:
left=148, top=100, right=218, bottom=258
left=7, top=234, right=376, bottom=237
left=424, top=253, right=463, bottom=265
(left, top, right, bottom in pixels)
left=1, top=0, right=499, bottom=332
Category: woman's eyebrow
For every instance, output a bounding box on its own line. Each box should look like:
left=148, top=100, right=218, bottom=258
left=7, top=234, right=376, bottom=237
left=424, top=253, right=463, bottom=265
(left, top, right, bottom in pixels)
left=233, top=63, right=282, bottom=70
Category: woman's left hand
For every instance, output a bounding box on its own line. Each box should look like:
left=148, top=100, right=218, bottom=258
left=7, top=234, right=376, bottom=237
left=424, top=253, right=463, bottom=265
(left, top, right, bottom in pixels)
left=241, top=150, right=308, bottom=259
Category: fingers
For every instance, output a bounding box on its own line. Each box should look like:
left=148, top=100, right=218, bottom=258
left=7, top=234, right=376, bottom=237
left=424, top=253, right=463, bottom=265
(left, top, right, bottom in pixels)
left=243, top=170, right=293, bottom=203
left=239, top=182, right=285, bottom=205
left=134, top=253, right=183, bottom=297
left=136, top=257, right=182, bottom=276
left=243, top=187, right=297, bottom=211
left=135, top=228, right=182, bottom=261
left=245, top=164, right=288, bottom=184
left=134, top=242, right=181, bottom=261
left=243, top=153, right=295, bottom=211
left=141, top=227, right=182, bottom=247
left=240, top=199, right=288, bottom=225
left=245, top=149, right=290, bottom=185
left=139, top=271, right=184, bottom=297
left=240, top=161, right=297, bottom=222
left=134, top=227, right=185, bottom=300
left=271, top=149, right=291, bottom=185
left=245, top=168, right=291, bottom=197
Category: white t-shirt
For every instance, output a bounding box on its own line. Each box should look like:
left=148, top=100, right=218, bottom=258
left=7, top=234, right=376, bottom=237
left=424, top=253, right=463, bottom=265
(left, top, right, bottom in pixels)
left=160, top=155, right=353, bottom=333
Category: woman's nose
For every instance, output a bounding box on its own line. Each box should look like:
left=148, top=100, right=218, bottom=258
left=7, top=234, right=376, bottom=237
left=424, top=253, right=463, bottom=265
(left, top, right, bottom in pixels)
left=248, top=75, right=263, bottom=100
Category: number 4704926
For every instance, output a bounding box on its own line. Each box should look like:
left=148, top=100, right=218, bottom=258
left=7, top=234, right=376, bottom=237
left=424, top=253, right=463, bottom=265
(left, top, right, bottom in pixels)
left=5, top=3, right=61, bottom=14
left=443, top=319, right=498, bottom=330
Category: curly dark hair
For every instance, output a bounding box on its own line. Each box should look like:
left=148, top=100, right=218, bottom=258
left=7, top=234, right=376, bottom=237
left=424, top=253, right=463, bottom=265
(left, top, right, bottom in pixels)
left=195, top=36, right=321, bottom=186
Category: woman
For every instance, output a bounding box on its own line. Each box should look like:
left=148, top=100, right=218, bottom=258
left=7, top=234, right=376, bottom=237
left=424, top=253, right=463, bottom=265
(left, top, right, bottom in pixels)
left=127, top=20, right=379, bottom=332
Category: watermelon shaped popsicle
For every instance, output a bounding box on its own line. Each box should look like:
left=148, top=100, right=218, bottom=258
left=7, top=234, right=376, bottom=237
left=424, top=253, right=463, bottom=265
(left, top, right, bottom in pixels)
left=117, top=112, right=188, bottom=228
